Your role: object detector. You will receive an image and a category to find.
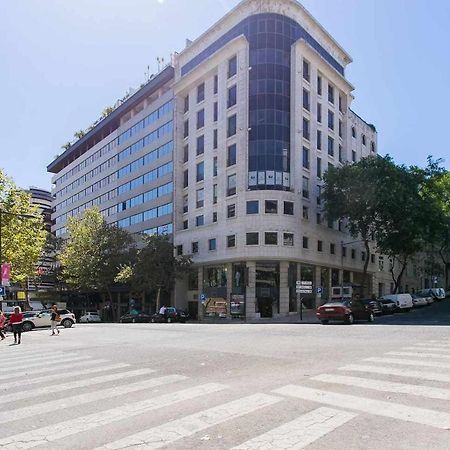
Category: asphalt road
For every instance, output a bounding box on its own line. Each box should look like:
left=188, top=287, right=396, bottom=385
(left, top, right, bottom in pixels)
left=1, top=299, right=450, bottom=449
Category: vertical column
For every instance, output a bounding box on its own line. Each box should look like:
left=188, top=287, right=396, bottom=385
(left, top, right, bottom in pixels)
left=279, top=261, right=290, bottom=316
left=226, top=262, right=233, bottom=318
left=197, top=266, right=204, bottom=321
left=246, top=261, right=256, bottom=319
left=327, top=269, right=332, bottom=301
left=314, top=266, right=321, bottom=308
left=296, top=263, right=301, bottom=313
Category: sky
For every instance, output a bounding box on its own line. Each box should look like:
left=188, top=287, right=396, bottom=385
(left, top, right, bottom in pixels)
left=1, top=0, right=449, bottom=191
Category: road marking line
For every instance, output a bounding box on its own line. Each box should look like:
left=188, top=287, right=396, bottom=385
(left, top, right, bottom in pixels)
left=0, top=355, right=91, bottom=374
left=0, top=374, right=187, bottom=424
left=339, top=364, right=450, bottom=383
left=0, top=368, right=155, bottom=404
left=94, top=393, right=281, bottom=450
left=273, top=385, right=450, bottom=429
left=0, top=351, right=67, bottom=362
left=231, top=407, right=356, bottom=450
left=314, top=374, right=450, bottom=400
left=427, top=341, right=450, bottom=346
left=402, top=346, right=450, bottom=353
left=387, top=351, right=450, bottom=360
left=0, top=363, right=130, bottom=390
left=0, top=358, right=106, bottom=382
left=365, top=357, right=450, bottom=369
left=0, top=383, right=227, bottom=450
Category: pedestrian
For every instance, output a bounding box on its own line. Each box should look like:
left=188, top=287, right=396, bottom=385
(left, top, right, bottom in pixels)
left=50, top=305, right=60, bottom=336
left=159, top=305, right=166, bottom=316
left=0, top=311, right=6, bottom=341
left=9, top=306, right=23, bottom=345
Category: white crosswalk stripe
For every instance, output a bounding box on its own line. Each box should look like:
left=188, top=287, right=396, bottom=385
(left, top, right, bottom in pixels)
left=365, top=356, right=450, bottom=369
left=0, top=358, right=108, bottom=382
left=0, top=383, right=227, bottom=450
left=339, top=363, right=450, bottom=383
left=426, top=341, right=450, bottom=346
left=313, top=373, right=450, bottom=400
left=402, top=346, right=450, bottom=353
left=0, top=354, right=92, bottom=374
left=0, top=374, right=187, bottom=424
left=1, top=362, right=130, bottom=390
left=0, top=351, right=67, bottom=363
left=0, top=368, right=155, bottom=404
left=231, top=407, right=356, bottom=450
left=273, top=385, right=450, bottom=429
left=387, top=351, right=450, bottom=360
left=94, top=393, right=282, bottom=450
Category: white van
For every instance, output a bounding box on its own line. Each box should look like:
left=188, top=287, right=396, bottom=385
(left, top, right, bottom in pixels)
left=380, top=294, right=413, bottom=311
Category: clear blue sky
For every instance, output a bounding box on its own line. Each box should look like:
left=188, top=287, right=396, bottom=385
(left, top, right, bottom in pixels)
left=1, top=0, right=449, bottom=190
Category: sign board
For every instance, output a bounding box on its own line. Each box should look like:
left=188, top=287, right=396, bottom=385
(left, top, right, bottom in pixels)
left=296, top=280, right=313, bottom=286
left=296, top=288, right=313, bottom=294
left=230, top=294, right=245, bottom=316
left=1, top=263, right=11, bottom=286
left=316, top=287, right=323, bottom=294
left=200, top=293, right=207, bottom=304
left=0, top=286, right=5, bottom=296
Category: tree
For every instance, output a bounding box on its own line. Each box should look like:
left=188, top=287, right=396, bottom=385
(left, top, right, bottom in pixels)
left=0, top=170, right=46, bottom=284
left=116, top=234, right=192, bottom=311
left=59, top=208, right=134, bottom=309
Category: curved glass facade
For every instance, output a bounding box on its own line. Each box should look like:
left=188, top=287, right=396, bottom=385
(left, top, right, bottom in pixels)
left=181, top=13, right=345, bottom=191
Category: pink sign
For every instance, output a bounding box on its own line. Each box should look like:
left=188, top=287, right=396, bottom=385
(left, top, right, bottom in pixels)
left=1, top=263, right=11, bottom=283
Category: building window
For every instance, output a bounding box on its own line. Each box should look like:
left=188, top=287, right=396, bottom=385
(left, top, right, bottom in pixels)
left=351, top=249, right=356, bottom=259
left=212, top=211, right=218, bottom=222
left=265, top=200, right=278, bottom=214
left=213, top=129, right=218, bottom=149
left=246, top=232, right=259, bottom=245
left=196, top=162, right=204, bottom=182
left=317, top=103, right=322, bottom=123
left=228, top=55, right=237, bottom=78
left=328, top=110, right=334, bottom=130
left=283, top=233, right=294, bottom=246
left=303, top=88, right=310, bottom=110
left=316, top=213, right=321, bottom=224
left=303, top=117, right=310, bottom=141
left=302, top=146, right=310, bottom=169
left=352, top=150, right=356, bottom=162
left=183, top=95, right=189, bottom=114
left=342, top=246, right=347, bottom=257
left=227, top=203, right=236, bottom=218
left=196, top=188, right=204, bottom=208
left=228, top=85, right=237, bottom=108
left=303, top=59, right=310, bottom=82
left=265, top=232, right=278, bottom=245
left=213, top=184, right=218, bottom=204
left=317, top=184, right=322, bottom=205
left=247, top=200, right=259, bottom=214
left=338, top=220, right=343, bottom=231
left=197, top=109, right=204, bottom=129
left=213, top=74, right=218, bottom=94
left=195, top=216, right=204, bottom=227
left=183, top=220, right=188, bottom=230
left=197, top=82, right=205, bottom=103
left=227, top=235, right=236, bottom=248
left=371, top=253, right=376, bottom=263
left=302, top=236, right=309, bottom=249
left=317, top=240, right=323, bottom=252
left=362, top=134, right=366, bottom=146
left=227, top=143, right=237, bottom=166
left=338, top=145, right=343, bottom=163
left=317, top=75, right=322, bottom=95
left=183, top=194, right=189, bottom=214
left=352, top=127, right=356, bottom=138
left=196, top=135, right=204, bottom=155
left=302, top=206, right=309, bottom=219
left=227, top=174, right=236, bottom=196
left=362, top=251, right=366, bottom=261
left=317, top=130, right=322, bottom=150
left=328, top=84, right=334, bottom=104
left=183, top=119, right=189, bottom=138
left=209, top=238, right=217, bottom=251
left=338, top=120, right=343, bottom=138
left=183, top=144, right=189, bottom=163
left=330, top=243, right=336, bottom=254
left=192, top=241, right=199, bottom=253
left=183, top=170, right=189, bottom=188
left=176, top=245, right=183, bottom=256
left=213, top=102, right=218, bottom=122
left=317, top=157, right=322, bottom=178
left=284, top=201, right=294, bottom=215
left=228, top=114, right=237, bottom=137
left=339, top=94, right=344, bottom=113
left=328, top=136, right=334, bottom=156
left=371, top=141, right=376, bottom=152
left=213, top=156, right=218, bottom=177
left=302, top=176, right=309, bottom=199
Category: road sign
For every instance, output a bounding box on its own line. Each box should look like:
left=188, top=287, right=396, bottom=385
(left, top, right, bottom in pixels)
left=200, top=293, right=207, bottom=304
left=296, top=288, right=313, bottom=294
left=316, top=287, right=323, bottom=294
left=0, top=286, right=5, bottom=296
left=296, top=280, right=313, bottom=286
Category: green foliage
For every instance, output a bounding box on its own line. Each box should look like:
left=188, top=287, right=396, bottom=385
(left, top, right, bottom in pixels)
left=0, top=170, right=46, bottom=284
left=59, top=208, right=134, bottom=297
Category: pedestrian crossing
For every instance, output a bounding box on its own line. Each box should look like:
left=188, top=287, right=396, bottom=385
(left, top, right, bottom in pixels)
left=1, top=338, right=450, bottom=449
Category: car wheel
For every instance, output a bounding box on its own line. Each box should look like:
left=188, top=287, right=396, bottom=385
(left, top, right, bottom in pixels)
left=167, top=317, right=172, bottom=323
left=368, top=313, right=375, bottom=323
left=62, top=319, right=73, bottom=328
left=320, top=320, right=329, bottom=325
left=22, top=322, right=33, bottom=332
left=151, top=317, right=156, bottom=323
left=346, top=314, right=354, bottom=325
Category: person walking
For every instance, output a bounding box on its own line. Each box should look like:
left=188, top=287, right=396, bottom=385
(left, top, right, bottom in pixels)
left=0, top=311, right=6, bottom=340
left=9, top=306, right=23, bottom=345
left=50, top=305, right=60, bottom=336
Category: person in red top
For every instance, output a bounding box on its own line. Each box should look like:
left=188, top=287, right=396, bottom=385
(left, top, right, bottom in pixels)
left=9, top=306, right=23, bottom=345
left=0, top=311, right=6, bottom=340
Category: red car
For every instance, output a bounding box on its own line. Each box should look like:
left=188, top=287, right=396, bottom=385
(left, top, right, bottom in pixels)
left=316, top=299, right=375, bottom=325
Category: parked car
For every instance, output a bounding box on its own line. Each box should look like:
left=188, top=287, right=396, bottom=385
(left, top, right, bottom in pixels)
left=418, top=288, right=445, bottom=301
left=79, top=312, right=101, bottom=323
left=21, top=309, right=75, bottom=332
left=316, top=299, right=375, bottom=325
left=411, top=294, right=428, bottom=307
left=151, top=307, right=189, bottom=323
left=379, top=294, right=413, bottom=311
left=361, top=299, right=383, bottom=316
left=378, top=298, right=397, bottom=314
left=119, top=312, right=151, bottom=323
